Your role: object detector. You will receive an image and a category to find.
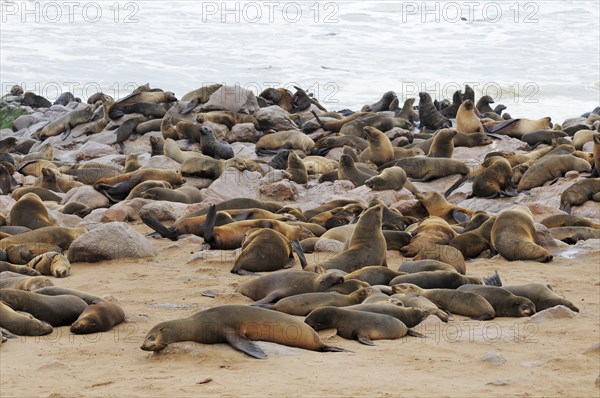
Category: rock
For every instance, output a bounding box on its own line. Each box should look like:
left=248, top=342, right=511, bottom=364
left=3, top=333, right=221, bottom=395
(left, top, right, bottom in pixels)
left=202, top=168, right=261, bottom=202
left=346, top=185, right=413, bottom=206
left=583, top=343, right=600, bottom=355
left=260, top=180, right=298, bottom=201
left=0, top=196, right=16, bottom=213
left=100, top=207, right=128, bottom=223
left=230, top=142, right=258, bottom=159
left=62, top=186, right=110, bottom=210
left=142, top=155, right=181, bottom=170
left=254, top=106, right=298, bottom=131
left=122, top=135, right=152, bottom=155
left=314, top=238, right=345, bottom=253
left=528, top=305, right=577, bottom=322
left=534, top=222, right=559, bottom=248
left=572, top=200, right=600, bottom=221
left=199, top=121, right=229, bottom=141
left=199, top=85, right=259, bottom=114
left=227, top=123, right=262, bottom=143
left=88, top=130, right=118, bottom=145
left=139, top=201, right=189, bottom=222
left=324, top=147, right=344, bottom=161
left=82, top=208, right=108, bottom=223
left=68, top=222, right=156, bottom=263
left=48, top=210, right=82, bottom=228
left=413, top=174, right=464, bottom=196
left=12, top=114, right=46, bottom=131
left=261, top=169, right=292, bottom=184
left=75, top=141, right=117, bottom=161
left=101, top=198, right=151, bottom=222
left=480, top=352, right=507, bottom=366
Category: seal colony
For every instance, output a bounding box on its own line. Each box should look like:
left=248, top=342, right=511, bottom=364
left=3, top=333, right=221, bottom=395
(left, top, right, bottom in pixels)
left=0, top=83, right=597, bottom=364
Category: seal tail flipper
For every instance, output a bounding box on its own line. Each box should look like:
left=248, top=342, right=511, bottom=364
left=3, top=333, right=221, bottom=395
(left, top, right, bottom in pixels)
left=321, top=345, right=353, bottom=353
left=291, top=239, right=308, bottom=269
left=559, top=201, right=572, bottom=214
left=180, top=98, right=199, bottom=115
left=483, top=270, right=502, bottom=287
left=223, top=329, right=267, bottom=359
left=444, top=174, right=469, bottom=197
left=357, top=335, right=376, bottom=346
left=407, top=330, right=426, bottom=338
left=141, top=216, right=178, bottom=241
left=452, top=209, right=470, bottom=224
left=403, top=181, right=418, bottom=196
left=251, top=303, right=275, bottom=309
left=204, top=204, right=217, bottom=246
left=310, top=110, right=326, bottom=129
left=201, top=290, right=217, bottom=298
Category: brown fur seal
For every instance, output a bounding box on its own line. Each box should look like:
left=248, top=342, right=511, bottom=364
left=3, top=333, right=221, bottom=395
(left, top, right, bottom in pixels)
left=392, top=157, right=469, bottom=182
left=139, top=185, right=203, bottom=204
left=418, top=92, right=451, bottom=130
left=0, top=261, right=40, bottom=276
left=0, top=227, right=86, bottom=250
left=559, top=178, right=600, bottom=213
left=491, top=206, right=552, bottom=262
left=286, top=150, right=308, bottom=184
left=389, top=270, right=498, bottom=289
left=439, top=90, right=462, bottom=118
left=180, top=156, right=247, bottom=179
left=485, top=117, right=552, bottom=138
left=549, top=226, right=600, bottom=244
left=453, top=131, right=492, bottom=147
left=305, top=306, right=415, bottom=345
left=472, top=157, right=516, bottom=198
left=4, top=243, right=63, bottom=264
left=362, top=91, right=397, bottom=112
left=392, top=294, right=449, bottom=322
left=256, top=131, right=315, bottom=154
left=109, top=91, right=177, bottom=119
left=0, top=272, right=53, bottom=291
left=540, top=214, right=600, bottom=229
left=315, top=205, right=387, bottom=272
left=35, top=286, right=101, bottom=304
left=521, top=130, right=568, bottom=147
left=456, top=100, right=483, bottom=133
left=518, top=155, right=591, bottom=190
left=414, top=192, right=472, bottom=223
left=344, top=266, right=406, bottom=286
left=26, top=252, right=70, bottom=278
left=412, top=244, right=466, bottom=274
left=457, top=285, right=536, bottom=317
left=337, top=154, right=378, bottom=187
left=397, top=260, right=457, bottom=273
left=141, top=305, right=347, bottom=359
left=124, top=154, right=142, bottom=173
left=38, top=107, right=94, bottom=139
left=392, top=283, right=496, bottom=320
left=592, top=133, right=600, bottom=177
left=450, top=216, right=497, bottom=258
left=258, top=288, right=373, bottom=316
left=9, top=193, right=55, bottom=230
left=503, top=283, right=579, bottom=312
left=231, top=229, right=304, bottom=275
left=94, top=168, right=185, bottom=201
left=365, top=166, right=416, bottom=192
left=0, top=289, right=87, bottom=326
left=401, top=217, right=458, bottom=257
left=428, top=129, right=456, bottom=158
left=70, top=299, right=125, bottom=334
left=358, top=126, right=395, bottom=166
left=346, top=303, right=432, bottom=328
left=0, top=301, right=53, bottom=336
left=236, top=270, right=344, bottom=304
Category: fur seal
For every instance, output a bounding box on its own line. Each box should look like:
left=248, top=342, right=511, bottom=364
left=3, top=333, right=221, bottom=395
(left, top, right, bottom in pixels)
left=412, top=244, right=466, bottom=274
left=123, top=154, right=142, bottom=173
left=346, top=303, right=432, bottom=328
left=471, top=156, right=516, bottom=198
left=305, top=306, right=414, bottom=345
left=491, top=206, right=552, bottom=262
left=392, top=157, right=469, bottom=182
left=439, top=90, right=462, bottom=118
left=38, top=107, right=93, bottom=139
left=427, top=129, right=456, bottom=158
left=315, top=205, right=387, bottom=272
left=4, top=243, right=63, bottom=264
left=358, top=126, right=395, bottom=166
left=592, top=132, right=600, bottom=177
left=35, top=286, right=101, bottom=304
left=9, top=193, right=55, bottom=230
left=418, top=92, right=451, bottom=130
left=503, top=283, right=579, bottom=312
left=108, top=91, right=177, bottom=119
left=389, top=270, right=498, bottom=289
left=414, top=192, right=472, bottom=223
left=94, top=168, right=185, bottom=201
left=549, top=226, right=600, bottom=244
left=456, top=100, right=483, bottom=133
left=0, top=289, right=87, bottom=326
left=365, top=166, right=414, bottom=192
left=392, top=283, right=496, bottom=320
left=231, top=228, right=304, bottom=275
left=256, top=131, right=315, bottom=154
left=518, top=155, right=591, bottom=190
left=0, top=301, right=53, bottom=336
left=141, top=305, right=347, bottom=359
left=559, top=178, right=600, bottom=213
left=196, top=125, right=234, bottom=160
left=392, top=293, right=449, bottom=322
left=0, top=227, right=86, bottom=250
left=26, top=252, right=70, bottom=278
left=485, top=117, right=552, bottom=138
left=397, top=260, right=457, bottom=273
left=139, top=185, right=203, bottom=204
left=401, top=217, right=458, bottom=257
left=236, top=269, right=344, bottom=304
left=180, top=156, right=247, bottom=179
left=450, top=216, right=497, bottom=258
left=0, top=261, right=40, bottom=276
left=339, top=115, right=413, bottom=138
left=337, top=154, right=378, bottom=187
left=457, top=285, right=536, bottom=317
left=70, top=299, right=125, bottom=334
left=258, top=288, right=373, bottom=316
left=540, top=214, right=600, bottom=229
left=362, top=91, right=397, bottom=112
left=286, top=150, right=308, bottom=184
left=0, top=272, right=53, bottom=291
left=453, top=132, right=492, bottom=147
left=344, top=266, right=405, bottom=286
left=521, top=130, right=568, bottom=147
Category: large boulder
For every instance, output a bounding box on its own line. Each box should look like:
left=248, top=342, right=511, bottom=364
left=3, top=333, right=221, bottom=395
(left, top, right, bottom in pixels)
left=254, top=106, right=298, bottom=131
left=199, top=85, right=259, bottom=114
left=62, top=186, right=109, bottom=210
left=68, top=222, right=156, bottom=263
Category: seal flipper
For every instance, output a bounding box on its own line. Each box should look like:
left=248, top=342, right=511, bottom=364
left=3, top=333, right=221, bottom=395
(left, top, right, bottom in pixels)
left=485, top=118, right=519, bottom=134
left=223, top=329, right=267, bottom=359
left=201, top=290, right=217, bottom=298
left=62, top=124, right=72, bottom=140
left=356, top=335, right=375, bottom=346
left=559, top=201, right=572, bottom=214
left=180, top=99, right=199, bottom=115
left=452, top=209, right=470, bottom=224
left=252, top=291, right=282, bottom=305
left=321, top=345, right=353, bottom=353
left=203, top=204, right=218, bottom=247
left=444, top=174, right=470, bottom=197
left=141, top=216, right=178, bottom=241
left=482, top=270, right=502, bottom=287
left=407, top=330, right=426, bottom=338
left=291, top=239, right=308, bottom=269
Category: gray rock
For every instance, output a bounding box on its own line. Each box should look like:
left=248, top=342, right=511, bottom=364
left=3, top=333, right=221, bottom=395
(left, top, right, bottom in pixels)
left=202, top=168, right=262, bottom=202
left=199, top=85, right=259, bottom=114
left=68, top=222, right=156, bottom=263
left=314, top=238, right=345, bottom=253
left=528, top=305, right=577, bottom=322
left=227, top=123, right=262, bottom=143
left=62, top=186, right=110, bottom=210
left=259, top=180, right=298, bottom=201
left=139, top=201, right=189, bottom=222
left=75, top=141, right=117, bottom=161
left=480, top=351, right=507, bottom=366
left=142, top=155, right=181, bottom=170
left=254, top=106, right=298, bottom=131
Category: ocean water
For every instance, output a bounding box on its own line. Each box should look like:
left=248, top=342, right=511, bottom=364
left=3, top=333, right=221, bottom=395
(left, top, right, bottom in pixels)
left=1, top=0, right=598, bottom=122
